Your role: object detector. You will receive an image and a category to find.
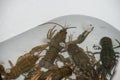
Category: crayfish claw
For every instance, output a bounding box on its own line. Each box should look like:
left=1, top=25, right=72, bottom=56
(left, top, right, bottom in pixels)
left=90, top=27, right=94, bottom=32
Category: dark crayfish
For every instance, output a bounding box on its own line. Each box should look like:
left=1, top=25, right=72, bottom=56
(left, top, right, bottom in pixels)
left=66, top=34, right=94, bottom=68
left=93, top=37, right=120, bottom=80
left=37, top=22, right=76, bottom=69
left=67, top=43, right=98, bottom=80
left=66, top=34, right=99, bottom=80
left=67, top=43, right=90, bottom=68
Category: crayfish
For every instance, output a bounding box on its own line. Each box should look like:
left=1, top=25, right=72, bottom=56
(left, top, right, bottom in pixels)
left=37, top=22, right=76, bottom=69
left=93, top=37, right=120, bottom=80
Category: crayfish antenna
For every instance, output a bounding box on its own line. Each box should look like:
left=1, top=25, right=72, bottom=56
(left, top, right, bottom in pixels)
left=41, top=22, right=76, bottom=29
left=63, top=22, right=76, bottom=29
left=65, top=27, right=76, bottom=30
left=114, top=39, right=120, bottom=49
left=41, top=22, right=64, bottom=29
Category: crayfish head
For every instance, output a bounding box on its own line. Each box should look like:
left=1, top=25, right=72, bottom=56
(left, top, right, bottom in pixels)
left=58, top=29, right=67, bottom=42
left=100, top=37, right=113, bottom=48
left=59, top=27, right=76, bottom=40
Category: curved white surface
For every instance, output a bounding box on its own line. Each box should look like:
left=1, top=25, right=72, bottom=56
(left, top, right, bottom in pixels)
left=0, top=15, right=120, bottom=80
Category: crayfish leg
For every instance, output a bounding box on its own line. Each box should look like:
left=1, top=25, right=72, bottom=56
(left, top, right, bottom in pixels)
left=47, top=25, right=57, bottom=40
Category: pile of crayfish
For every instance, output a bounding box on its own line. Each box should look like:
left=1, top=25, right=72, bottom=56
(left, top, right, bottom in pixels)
left=0, top=22, right=120, bottom=80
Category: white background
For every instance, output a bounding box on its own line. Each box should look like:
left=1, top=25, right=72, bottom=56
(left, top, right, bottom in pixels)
left=0, top=0, right=120, bottom=80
